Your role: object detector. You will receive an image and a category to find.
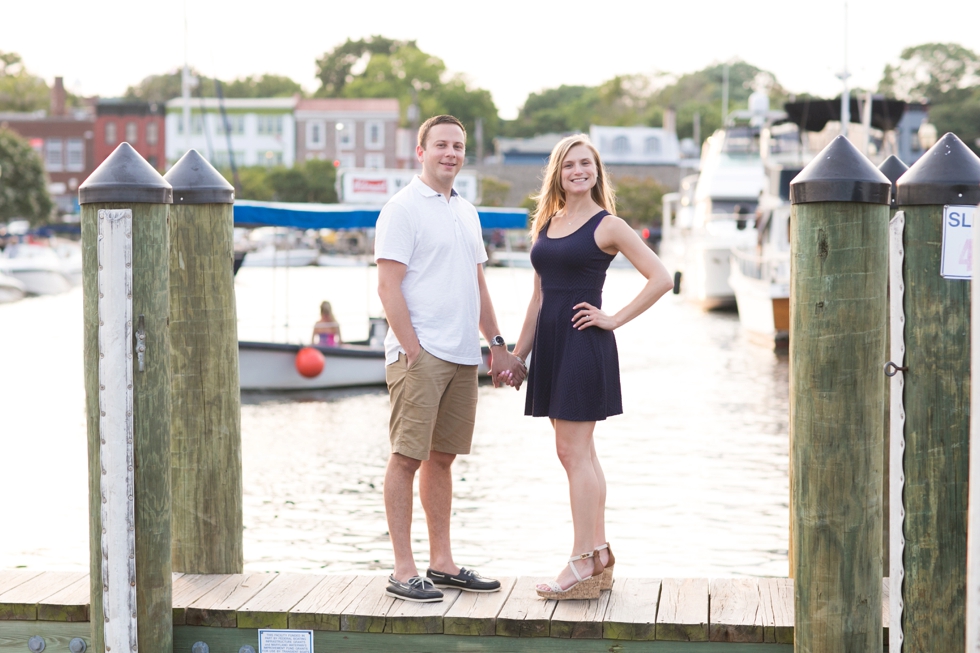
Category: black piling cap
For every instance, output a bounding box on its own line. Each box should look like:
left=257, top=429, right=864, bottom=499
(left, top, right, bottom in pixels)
left=895, top=132, right=980, bottom=206
left=790, top=135, right=891, bottom=205
left=78, top=142, right=172, bottom=205
left=163, top=149, right=235, bottom=204
left=878, top=155, right=908, bottom=208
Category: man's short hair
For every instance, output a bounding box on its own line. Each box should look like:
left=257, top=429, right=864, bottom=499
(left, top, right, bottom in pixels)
left=418, top=115, right=467, bottom=148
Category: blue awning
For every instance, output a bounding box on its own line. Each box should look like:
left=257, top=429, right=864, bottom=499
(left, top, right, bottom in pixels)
left=234, top=200, right=528, bottom=230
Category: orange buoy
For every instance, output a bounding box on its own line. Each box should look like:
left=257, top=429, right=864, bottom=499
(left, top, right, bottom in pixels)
left=295, top=347, right=325, bottom=378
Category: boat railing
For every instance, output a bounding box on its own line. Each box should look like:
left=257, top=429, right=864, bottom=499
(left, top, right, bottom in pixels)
left=730, top=246, right=790, bottom=283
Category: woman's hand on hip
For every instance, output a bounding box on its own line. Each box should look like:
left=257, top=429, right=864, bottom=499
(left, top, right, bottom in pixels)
left=572, top=302, right=616, bottom=330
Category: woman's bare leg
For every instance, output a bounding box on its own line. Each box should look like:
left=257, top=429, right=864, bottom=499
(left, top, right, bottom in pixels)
left=537, top=418, right=600, bottom=590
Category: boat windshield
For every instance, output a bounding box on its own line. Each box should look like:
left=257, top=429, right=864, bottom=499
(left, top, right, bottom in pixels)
left=721, top=126, right=760, bottom=156
left=708, top=200, right=758, bottom=219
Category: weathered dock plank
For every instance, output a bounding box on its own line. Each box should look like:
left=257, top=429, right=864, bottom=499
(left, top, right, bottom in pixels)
left=288, top=574, right=358, bottom=631
left=758, top=577, right=793, bottom=644
left=172, top=573, right=230, bottom=625
left=495, top=577, right=557, bottom=637
left=184, top=572, right=277, bottom=627
left=709, top=578, right=763, bottom=643
left=171, top=624, right=794, bottom=652
left=37, top=574, right=90, bottom=622
left=0, top=571, right=44, bottom=600
left=385, top=587, right=462, bottom=634
left=0, top=572, right=85, bottom=621
left=340, top=575, right=396, bottom=633
left=602, top=577, right=661, bottom=641
left=657, top=578, right=708, bottom=641
left=550, top=590, right=612, bottom=639
left=444, top=577, right=516, bottom=636
left=237, top=573, right=324, bottom=629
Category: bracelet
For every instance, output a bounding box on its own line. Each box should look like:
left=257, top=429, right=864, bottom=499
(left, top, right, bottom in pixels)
left=514, top=354, right=527, bottom=369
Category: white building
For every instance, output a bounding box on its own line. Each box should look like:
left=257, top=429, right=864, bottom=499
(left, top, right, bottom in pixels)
left=589, top=125, right=681, bottom=165
left=165, top=97, right=297, bottom=169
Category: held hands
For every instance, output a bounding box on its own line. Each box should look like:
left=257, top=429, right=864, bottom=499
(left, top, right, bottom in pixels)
left=572, top=302, right=616, bottom=330
left=491, top=349, right=527, bottom=390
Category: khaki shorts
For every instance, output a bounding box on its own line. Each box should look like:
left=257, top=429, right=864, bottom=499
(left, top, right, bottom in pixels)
left=385, top=348, right=478, bottom=461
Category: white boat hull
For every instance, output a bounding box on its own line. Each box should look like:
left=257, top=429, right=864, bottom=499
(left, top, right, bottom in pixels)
left=239, top=341, right=494, bottom=391
left=0, top=273, right=25, bottom=303
left=728, top=261, right=789, bottom=346
left=241, top=248, right=320, bottom=268
left=6, top=269, right=72, bottom=296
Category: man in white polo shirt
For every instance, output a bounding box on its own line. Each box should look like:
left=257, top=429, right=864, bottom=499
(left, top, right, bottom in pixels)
left=375, top=115, right=526, bottom=602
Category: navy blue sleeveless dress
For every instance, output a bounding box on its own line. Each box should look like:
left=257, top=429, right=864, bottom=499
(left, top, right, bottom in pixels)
left=524, top=210, right=623, bottom=421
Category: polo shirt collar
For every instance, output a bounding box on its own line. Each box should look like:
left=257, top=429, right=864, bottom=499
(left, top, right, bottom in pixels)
left=412, top=175, right=459, bottom=198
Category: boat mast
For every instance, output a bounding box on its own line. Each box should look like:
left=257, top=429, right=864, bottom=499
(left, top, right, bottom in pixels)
left=837, top=1, right=851, bottom=139
left=182, top=2, right=192, bottom=154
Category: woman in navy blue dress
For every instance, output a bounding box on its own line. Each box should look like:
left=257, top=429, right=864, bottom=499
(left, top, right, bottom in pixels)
left=509, top=135, right=673, bottom=600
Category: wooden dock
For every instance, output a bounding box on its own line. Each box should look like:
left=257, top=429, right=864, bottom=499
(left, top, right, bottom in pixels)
left=0, top=571, right=891, bottom=651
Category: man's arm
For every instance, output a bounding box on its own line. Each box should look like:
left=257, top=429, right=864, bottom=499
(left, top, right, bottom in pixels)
left=476, top=265, right=526, bottom=389
left=377, top=259, right=422, bottom=368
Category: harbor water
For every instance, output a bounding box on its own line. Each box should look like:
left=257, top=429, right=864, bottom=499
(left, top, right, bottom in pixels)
left=0, top=265, right=788, bottom=578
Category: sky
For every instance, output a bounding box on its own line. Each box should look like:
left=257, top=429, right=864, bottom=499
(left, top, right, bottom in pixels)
left=2, top=0, right=978, bottom=120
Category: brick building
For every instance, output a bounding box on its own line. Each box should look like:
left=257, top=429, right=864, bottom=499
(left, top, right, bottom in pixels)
left=0, top=77, right=95, bottom=215
left=95, top=100, right=166, bottom=172
left=294, top=98, right=405, bottom=169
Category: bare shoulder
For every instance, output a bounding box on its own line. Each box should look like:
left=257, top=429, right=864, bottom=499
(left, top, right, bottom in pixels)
left=595, top=213, right=637, bottom=249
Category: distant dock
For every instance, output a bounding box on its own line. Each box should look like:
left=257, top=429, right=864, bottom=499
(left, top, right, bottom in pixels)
left=0, top=570, right=892, bottom=651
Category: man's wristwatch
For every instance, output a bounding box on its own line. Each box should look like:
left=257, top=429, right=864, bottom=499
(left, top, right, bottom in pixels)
left=489, top=335, right=506, bottom=348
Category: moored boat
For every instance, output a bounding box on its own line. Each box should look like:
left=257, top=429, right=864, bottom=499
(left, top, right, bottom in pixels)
left=0, top=243, right=72, bottom=295
left=0, top=271, right=25, bottom=303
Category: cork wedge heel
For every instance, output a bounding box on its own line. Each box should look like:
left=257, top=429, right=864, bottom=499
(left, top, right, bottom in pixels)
left=596, top=542, right=616, bottom=591
left=535, top=551, right=604, bottom=600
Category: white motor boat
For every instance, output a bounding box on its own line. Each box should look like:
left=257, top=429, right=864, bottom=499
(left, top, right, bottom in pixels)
left=241, top=246, right=320, bottom=267
left=53, top=240, right=83, bottom=286
left=659, top=93, right=783, bottom=309
left=0, top=243, right=72, bottom=295
left=728, top=197, right=791, bottom=348
left=0, top=271, right=26, bottom=303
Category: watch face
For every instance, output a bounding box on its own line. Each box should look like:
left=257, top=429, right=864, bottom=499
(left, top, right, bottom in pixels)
left=491, top=335, right=505, bottom=346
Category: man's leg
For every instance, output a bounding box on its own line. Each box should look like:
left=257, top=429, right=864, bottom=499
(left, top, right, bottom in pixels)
left=420, top=449, right=458, bottom=574
left=385, top=452, right=422, bottom=582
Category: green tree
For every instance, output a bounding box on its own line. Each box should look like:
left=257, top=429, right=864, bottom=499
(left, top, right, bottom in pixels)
left=503, top=61, right=786, bottom=146
left=480, top=176, right=511, bottom=207
left=0, top=128, right=54, bottom=226
left=0, top=51, right=50, bottom=112
left=222, top=74, right=304, bottom=98
left=878, top=42, right=980, bottom=154
left=222, top=159, right=338, bottom=203
left=612, top=176, right=665, bottom=228
left=314, top=37, right=499, bottom=154
left=126, top=70, right=304, bottom=103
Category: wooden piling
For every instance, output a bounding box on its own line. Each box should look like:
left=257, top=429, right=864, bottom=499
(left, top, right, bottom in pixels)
left=895, top=132, right=980, bottom=653
left=79, top=143, right=174, bottom=653
left=163, top=150, right=243, bottom=574
left=878, top=154, right=908, bottom=578
left=789, top=135, right=890, bottom=652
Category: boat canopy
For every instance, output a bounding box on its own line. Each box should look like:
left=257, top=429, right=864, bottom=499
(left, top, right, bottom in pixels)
left=783, top=96, right=907, bottom=133
left=234, top=200, right=529, bottom=230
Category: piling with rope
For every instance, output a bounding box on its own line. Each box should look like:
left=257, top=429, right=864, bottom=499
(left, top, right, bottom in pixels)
left=78, top=142, right=174, bottom=653
left=895, top=132, right=980, bottom=652
left=877, top=154, right=908, bottom=579
left=789, top=135, right=890, bottom=651
left=163, top=150, right=243, bottom=574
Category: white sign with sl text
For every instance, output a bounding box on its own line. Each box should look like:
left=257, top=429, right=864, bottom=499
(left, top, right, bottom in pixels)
left=258, top=629, right=313, bottom=653
left=941, top=205, right=977, bottom=280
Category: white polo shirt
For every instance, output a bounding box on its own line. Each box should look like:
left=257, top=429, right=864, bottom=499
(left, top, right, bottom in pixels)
left=375, top=175, right=488, bottom=366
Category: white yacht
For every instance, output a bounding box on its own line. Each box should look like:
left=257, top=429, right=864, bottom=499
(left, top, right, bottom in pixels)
left=659, top=93, right=782, bottom=308
left=0, top=243, right=72, bottom=296
left=0, top=271, right=25, bottom=303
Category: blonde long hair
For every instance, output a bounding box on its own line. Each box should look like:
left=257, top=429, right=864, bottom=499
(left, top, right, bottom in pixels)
left=530, top=135, right=616, bottom=241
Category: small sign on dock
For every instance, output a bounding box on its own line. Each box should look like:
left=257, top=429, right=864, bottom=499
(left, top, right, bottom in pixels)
left=258, top=628, right=313, bottom=653
left=941, top=205, right=976, bottom=279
